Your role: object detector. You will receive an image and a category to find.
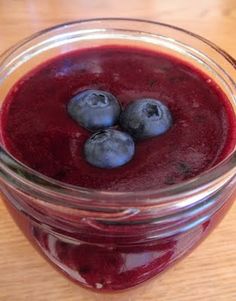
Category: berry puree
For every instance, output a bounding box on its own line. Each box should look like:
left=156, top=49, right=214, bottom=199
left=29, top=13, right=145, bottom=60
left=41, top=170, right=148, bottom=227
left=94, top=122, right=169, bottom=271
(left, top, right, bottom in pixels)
left=1, top=45, right=234, bottom=191
left=1, top=45, right=235, bottom=292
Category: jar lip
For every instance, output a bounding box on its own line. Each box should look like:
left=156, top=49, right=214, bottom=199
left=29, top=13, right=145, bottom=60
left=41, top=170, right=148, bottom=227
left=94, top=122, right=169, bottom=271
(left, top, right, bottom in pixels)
left=0, top=17, right=236, bottom=205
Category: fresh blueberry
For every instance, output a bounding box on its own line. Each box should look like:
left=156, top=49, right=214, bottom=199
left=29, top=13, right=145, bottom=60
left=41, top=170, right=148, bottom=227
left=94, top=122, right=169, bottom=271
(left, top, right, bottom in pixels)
left=120, top=98, right=172, bottom=139
left=68, top=89, right=121, bottom=131
left=84, top=129, right=135, bottom=169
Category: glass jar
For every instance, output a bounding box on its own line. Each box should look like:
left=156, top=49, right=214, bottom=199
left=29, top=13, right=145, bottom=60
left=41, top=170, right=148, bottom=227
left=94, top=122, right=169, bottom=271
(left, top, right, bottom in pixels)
left=0, top=18, right=236, bottom=295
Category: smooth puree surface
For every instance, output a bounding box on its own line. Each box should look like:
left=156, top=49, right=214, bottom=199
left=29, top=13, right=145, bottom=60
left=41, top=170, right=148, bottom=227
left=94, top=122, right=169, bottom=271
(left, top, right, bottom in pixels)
left=1, top=45, right=234, bottom=191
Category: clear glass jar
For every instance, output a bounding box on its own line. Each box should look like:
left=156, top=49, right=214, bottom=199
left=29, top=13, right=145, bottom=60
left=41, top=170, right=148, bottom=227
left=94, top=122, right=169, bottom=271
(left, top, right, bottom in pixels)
left=0, top=18, right=236, bottom=295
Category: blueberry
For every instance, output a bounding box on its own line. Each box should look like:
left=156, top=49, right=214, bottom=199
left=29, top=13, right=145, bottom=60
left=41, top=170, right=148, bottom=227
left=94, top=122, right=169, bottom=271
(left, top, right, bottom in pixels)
left=84, top=129, right=135, bottom=168
left=68, top=89, right=121, bottom=131
left=120, top=98, right=172, bottom=139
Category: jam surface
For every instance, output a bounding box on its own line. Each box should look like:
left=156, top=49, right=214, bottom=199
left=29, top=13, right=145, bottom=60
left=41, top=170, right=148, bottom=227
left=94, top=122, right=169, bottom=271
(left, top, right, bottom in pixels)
left=1, top=45, right=235, bottom=191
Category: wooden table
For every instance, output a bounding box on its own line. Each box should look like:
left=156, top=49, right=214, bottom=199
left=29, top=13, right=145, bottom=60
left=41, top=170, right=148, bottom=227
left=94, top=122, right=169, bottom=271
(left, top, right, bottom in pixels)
left=0, top=1, right=235, bottom=300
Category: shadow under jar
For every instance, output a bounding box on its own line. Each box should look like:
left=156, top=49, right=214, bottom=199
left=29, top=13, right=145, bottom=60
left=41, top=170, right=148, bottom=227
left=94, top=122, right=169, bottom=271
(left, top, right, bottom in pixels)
left=0, top=19, right=236, bottom=293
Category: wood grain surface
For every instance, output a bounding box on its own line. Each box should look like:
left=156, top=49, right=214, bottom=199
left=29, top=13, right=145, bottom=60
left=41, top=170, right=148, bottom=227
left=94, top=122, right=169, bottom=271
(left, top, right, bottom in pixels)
left=0, top=1, right=235, bottom=300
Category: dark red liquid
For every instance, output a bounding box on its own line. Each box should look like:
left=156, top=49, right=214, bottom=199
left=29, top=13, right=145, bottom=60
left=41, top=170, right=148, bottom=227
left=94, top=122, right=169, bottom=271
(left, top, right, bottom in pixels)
left=1, top=46, right=235, bottom=191
left=1, top=45, right=235, bottom=292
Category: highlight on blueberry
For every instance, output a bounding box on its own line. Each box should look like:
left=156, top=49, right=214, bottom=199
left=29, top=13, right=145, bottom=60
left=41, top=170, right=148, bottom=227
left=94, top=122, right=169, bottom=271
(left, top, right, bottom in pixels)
left=68, top=89, right=121, bottom=131
left=84, top=129, right=135, bottom=169
left=120, top=98, right=172, bottom=139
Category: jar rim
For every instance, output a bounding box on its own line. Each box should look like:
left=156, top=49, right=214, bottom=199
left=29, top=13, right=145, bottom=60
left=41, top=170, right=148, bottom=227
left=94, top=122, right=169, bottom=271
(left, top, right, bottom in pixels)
left=0, top=17, right=236, bottom=206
